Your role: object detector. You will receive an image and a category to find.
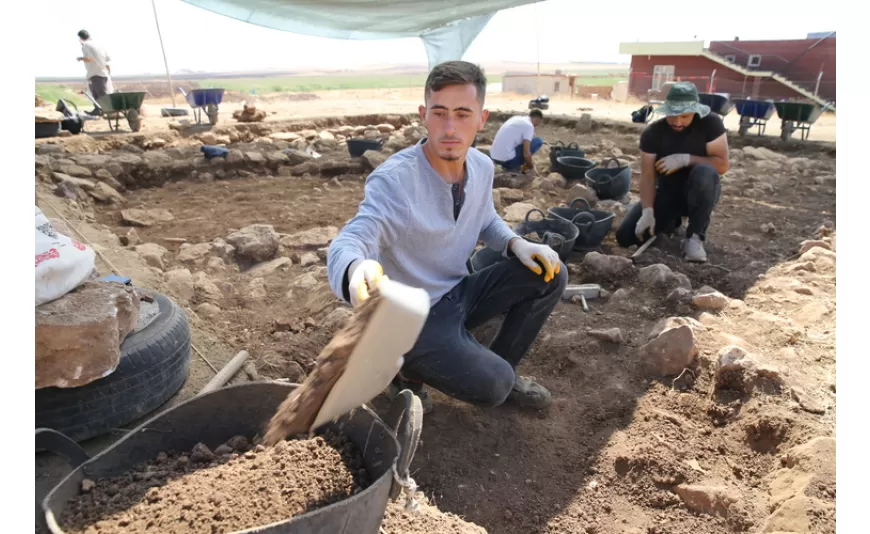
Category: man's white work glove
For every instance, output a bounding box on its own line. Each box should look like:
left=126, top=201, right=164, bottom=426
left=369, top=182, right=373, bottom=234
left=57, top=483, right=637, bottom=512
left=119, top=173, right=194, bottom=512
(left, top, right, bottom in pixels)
left=348, top=259, right=388, bottom=308
left=635, top=207, right=656, bottom=240
left=510, top=238, right=561, bottom=283
left=655, top=153, right=690, bottom=175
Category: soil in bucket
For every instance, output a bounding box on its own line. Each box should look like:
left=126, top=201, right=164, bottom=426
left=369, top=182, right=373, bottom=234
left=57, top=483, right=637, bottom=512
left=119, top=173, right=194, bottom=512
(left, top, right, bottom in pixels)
left=59, top=432, right=370, bottom=534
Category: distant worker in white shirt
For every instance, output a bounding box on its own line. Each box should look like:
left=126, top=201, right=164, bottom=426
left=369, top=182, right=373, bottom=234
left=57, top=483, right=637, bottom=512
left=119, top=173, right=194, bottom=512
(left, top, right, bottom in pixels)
left=490, top=109, right=544, bottom=173
left=76, top=30, right=113, bottom=114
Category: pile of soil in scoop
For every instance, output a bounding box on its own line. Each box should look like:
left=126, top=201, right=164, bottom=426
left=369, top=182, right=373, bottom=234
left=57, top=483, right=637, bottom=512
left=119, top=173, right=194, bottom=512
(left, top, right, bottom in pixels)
left=60, top=431, right=370, bottom=534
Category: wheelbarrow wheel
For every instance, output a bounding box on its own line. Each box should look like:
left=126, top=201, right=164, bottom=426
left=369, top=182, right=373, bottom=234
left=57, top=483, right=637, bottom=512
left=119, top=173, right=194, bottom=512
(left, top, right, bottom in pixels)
left=127, top=109, right=142, bottom=132
left=738, top=117, right=751, bottom=137
left=206, top=103, right=219, bottom=125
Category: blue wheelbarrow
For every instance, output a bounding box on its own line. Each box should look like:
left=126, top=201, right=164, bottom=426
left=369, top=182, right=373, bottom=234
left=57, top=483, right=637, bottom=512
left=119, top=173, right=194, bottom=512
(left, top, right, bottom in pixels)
left=733, top=99, right=776, bottom=136
left=179, top=87, right=225, bottom=125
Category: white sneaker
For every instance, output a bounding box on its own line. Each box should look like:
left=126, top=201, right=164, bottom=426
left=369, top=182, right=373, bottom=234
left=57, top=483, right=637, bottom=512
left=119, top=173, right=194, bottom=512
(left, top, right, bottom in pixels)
left=683, top=235, right=707, bottom=262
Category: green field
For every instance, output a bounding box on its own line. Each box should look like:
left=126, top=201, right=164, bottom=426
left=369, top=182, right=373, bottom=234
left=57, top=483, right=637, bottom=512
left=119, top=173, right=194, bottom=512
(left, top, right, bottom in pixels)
left=194, top=74, right=505, bottom=93
left=36, top=84, right=91, bottom=108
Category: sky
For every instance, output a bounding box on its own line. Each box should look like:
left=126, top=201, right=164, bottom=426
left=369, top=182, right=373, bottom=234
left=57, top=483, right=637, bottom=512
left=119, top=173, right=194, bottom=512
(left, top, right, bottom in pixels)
left=35, top=0, right=836, bottom=79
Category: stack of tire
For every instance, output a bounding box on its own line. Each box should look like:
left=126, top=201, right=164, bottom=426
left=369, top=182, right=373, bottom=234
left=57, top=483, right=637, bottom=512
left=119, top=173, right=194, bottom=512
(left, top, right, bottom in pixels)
left=35, top=292, right=191, bottom=443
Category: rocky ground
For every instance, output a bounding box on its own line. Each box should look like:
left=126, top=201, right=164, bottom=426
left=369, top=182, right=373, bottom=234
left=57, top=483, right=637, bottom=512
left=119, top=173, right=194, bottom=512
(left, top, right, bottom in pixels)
left=35, top=112, right=836, bottom=533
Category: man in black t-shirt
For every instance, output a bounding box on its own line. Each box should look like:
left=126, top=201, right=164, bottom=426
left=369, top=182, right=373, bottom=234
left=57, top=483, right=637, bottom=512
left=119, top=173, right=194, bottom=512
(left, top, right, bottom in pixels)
left=615, top=82, right=729, bottom=262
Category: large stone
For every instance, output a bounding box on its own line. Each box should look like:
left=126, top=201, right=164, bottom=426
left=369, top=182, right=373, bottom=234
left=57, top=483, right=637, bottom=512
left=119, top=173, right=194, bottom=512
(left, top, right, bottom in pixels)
left=282, top=148, right=312, bottom=166
left=674, top=485, right=740, bottom=518
left=692, top=288, right=730, bottom=311
left=37, top=144, right=65, bottom=155
left=565, top=183, right=598, bottom=204
left=361, top=149, right=388, bottom=170
left=270, top=132, right=301, bottom=142
left=322, top=307, right=354, bottom=330
left=299, top=252, right=319, bottom=267
left=247, top=257, right=292, bottom=277
left=93, top=169, right=125, bottom=191
left=226, top=149, right=244, bottom=163
left=503, top=202, right=538, bottom=223
left=245, top=152, right=266, bottom=164
left=494, top=188, right=524, bottom=208
left=177, top=242, right=212, bottom=264
left=247, top=278, right=268, bottom=302
left=587, top=328, right=625, bottom=344
left=164, top=268, right=194, bottom=303
left=533, top=173, right=567, bottom=192
left=798, top=239, right=832, bottom=254
left=210, top=238, right=236, bottom=262
left=58, top=164, right=93, bottom=178
left=120, top=208, right=175, bottom=227
left=715, top=345, right=764, bottom=394
left=36, top=282, right=140, bottom=389
left=227, top=224, right=279, bottom=262
left=135, top=243, right=169, bottom=271
left=638, top=263, right=691, bottom=291
left=266, top=150, right=289, bottom=164
left=87, top=182, right=125, bottom=204
left=73, top=154, right=111, bottom=167
left=639, top=318, right=699, bottom=375
left=290, top=272, right=319, bottom=290
left=582, top=252, right=633, bottom=277
left=52, top=172, right=95, bottom=191
left=596, top=200, right=627, bottom=217
left=193, top=271, right=223, bottom=303
left=280, top=226, right=339, bottom=249
left=493, top=172, right=534, bottom=190
left=142, top=151, right=174, bottom=167
left=195, top=303, right=222, bottom=320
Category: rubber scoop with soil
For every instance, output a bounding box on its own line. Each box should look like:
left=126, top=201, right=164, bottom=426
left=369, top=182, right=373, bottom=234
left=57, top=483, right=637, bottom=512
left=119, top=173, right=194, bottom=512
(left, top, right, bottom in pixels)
left=264, top=279, right=430, bottom=444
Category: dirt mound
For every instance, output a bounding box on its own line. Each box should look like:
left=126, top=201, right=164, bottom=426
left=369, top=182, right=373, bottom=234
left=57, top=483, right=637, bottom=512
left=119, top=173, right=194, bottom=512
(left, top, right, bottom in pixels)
left=60, top=432, right=369, bottom=534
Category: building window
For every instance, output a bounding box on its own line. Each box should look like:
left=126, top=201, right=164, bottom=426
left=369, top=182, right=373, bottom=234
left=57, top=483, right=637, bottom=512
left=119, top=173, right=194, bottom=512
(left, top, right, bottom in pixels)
left=748, top=54, right=762, bottom=67
left=652, top=65, right=675, bottom=91
left=554, top=81, right=561, bottom=92
left=724, top=54, right=737, bottom=62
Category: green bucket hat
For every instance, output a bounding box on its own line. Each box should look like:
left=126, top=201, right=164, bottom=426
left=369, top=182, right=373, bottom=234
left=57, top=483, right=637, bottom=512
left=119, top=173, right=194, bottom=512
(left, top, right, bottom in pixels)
left=655, top=82, right=710, bottom=118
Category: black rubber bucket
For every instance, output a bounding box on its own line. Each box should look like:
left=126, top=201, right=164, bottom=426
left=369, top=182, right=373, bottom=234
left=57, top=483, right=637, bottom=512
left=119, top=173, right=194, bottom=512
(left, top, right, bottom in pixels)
left=347, top=138, right=384, bottom=158
left=36, top=122, right=61, bottom=139
left=585, top=158, right=631, bottom=200
left=556, top=156, right=597, bottom=181
left=512, top=208, right=579, bottom=260
left=36, top=382, right=422, bottom=534
left=549, top=141, right=585, bottom=173
left=547, top=198, right=615, bottom=251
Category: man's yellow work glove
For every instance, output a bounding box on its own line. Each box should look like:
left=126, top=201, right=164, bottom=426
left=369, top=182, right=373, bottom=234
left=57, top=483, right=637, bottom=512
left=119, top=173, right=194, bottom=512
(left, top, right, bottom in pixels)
left=509, top=239, right=561, bottom=283
left=348, top=259, right=388, bottom=307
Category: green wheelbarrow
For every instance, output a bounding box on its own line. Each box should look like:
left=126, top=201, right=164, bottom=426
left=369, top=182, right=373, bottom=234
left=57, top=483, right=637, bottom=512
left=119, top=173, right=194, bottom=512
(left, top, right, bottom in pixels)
left=774, top=101, right=832, bottom=141
left=82, top=91, right=146, bottom=132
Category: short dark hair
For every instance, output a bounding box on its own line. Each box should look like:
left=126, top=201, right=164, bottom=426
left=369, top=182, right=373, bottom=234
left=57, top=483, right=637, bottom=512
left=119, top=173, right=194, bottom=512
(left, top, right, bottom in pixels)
left=529, top=109, right=544, bottom=120
left=78, top=30, right=90, bottom=40
left=425, top=61, right=487, bottom=105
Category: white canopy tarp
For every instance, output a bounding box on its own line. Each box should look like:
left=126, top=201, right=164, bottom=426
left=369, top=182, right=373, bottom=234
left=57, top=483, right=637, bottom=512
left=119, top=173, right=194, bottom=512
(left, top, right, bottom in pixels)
left=181, top=0, right=540, bottom=69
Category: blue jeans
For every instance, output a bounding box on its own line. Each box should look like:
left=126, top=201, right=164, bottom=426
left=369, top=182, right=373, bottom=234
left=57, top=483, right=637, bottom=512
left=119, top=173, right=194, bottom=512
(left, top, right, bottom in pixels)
left=397, top=257, right=567, bottom=407
left=496, top=137, right=543, bottom=171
